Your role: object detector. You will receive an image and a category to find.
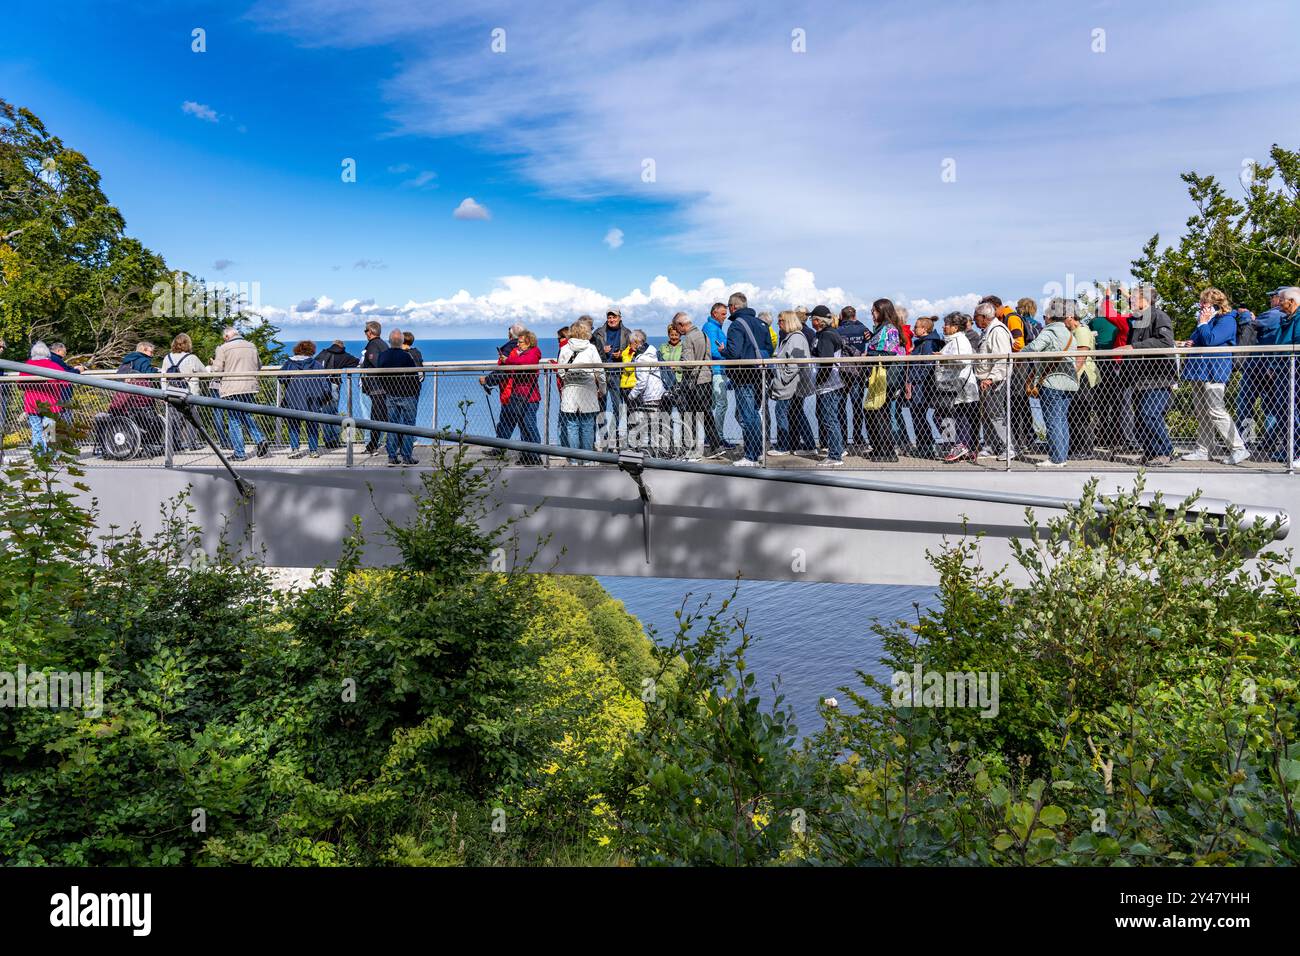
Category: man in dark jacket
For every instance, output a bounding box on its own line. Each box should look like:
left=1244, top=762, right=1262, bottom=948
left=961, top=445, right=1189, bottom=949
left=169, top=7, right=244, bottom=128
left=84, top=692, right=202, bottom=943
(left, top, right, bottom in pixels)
left=836, top=306, right=869, bottom=450
left=360, top=321, right=389, bottom=454
left=719, top=292, right=774, bottom=465
left=315, top=340, right=359, bottom=447
left=376, top=330, right=421, bottom=465
left=591, top=310, right=631, bottom=449
left=1114, top=283, right=1176, bottom=464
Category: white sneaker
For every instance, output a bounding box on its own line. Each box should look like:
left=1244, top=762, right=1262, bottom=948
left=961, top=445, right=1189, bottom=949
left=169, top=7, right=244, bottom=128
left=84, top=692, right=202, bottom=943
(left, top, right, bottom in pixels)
left=733, top=457, right=760, bottom=467
left=768, top=448, right=790, bottom=457
left=819, top=458, right=844, bottom=469
left=1225, top=448, right=1250, bottom=466
left=1179, top=448, right=1210, bottom=462
left=976, top=447, right=997, bottom=459
left=1291, top=458, right=1300, bottom=470
left=1036, top=460, right=1066, bottom=469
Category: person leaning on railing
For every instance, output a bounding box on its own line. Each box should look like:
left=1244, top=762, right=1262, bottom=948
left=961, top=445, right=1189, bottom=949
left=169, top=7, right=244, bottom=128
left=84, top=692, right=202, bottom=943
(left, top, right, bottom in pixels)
left=768, top=310, right=815, bottom=458
left=1021, top=298, right=1080, bottom=468
left=280, top=340, right=332, bottom=459
left=18, top=341, right=64, bottom=453
left=376, top=329, right=421, bottom=466
left=555, top=320, right=601, bottom=456
left=907, top=315, right=945, bottom=460
left=1233, top=287, right=1285, bottom=457
left=1275, top=287, right=1300, bottom=468
left=160, top=333, right=206, bottom=452
left=673, top=312, right=721, bottom=458
left=937, top=312, right=978, bottom=463
left=1178, top=287, right=1249, bottom=465
left=1112, top=284, right=1177, bottom=466
left=210, top=326, right=269, bottom=460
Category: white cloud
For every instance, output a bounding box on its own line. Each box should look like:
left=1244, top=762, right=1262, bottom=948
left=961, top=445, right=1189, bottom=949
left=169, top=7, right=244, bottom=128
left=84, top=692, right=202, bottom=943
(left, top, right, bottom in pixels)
left=452, top=197, right=490, bottom=220
left=259, top=267, right=978, bottom=332
left=402, top=169, right=437, bottom=189
left=603, top=227, right=624, bottom=250
left=253, top=0, right=1300, bottom=294
left=181, top=100, right=218, bottom=123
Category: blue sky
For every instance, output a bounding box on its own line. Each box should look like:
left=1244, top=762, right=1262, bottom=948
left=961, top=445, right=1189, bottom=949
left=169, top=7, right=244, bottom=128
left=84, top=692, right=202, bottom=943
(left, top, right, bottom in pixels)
left=3, top=0, right=1298, bottom=338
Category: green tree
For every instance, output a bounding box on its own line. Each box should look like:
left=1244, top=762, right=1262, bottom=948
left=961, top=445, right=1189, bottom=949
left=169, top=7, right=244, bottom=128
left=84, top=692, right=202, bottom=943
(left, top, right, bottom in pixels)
left=1132, top=144, right=1300, bottom=336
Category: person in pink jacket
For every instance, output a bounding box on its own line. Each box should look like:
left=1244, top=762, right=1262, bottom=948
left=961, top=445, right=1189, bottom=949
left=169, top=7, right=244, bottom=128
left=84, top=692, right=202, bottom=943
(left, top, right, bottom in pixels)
left=19, top=341, right=65, bottom=452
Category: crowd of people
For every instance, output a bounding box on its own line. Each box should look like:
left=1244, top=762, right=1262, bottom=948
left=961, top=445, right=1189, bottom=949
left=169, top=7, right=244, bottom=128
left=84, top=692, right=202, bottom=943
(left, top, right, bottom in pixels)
left=480, top=285, right=1300, bottom=470
left=5, top=283, right=1300, bottom=470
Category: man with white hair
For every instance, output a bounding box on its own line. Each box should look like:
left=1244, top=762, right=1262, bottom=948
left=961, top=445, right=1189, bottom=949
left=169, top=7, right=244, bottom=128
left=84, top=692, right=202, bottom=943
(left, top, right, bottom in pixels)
left=1275, top=287, right=1300, bottom=466
left=210, top=325, right=268, bottom=459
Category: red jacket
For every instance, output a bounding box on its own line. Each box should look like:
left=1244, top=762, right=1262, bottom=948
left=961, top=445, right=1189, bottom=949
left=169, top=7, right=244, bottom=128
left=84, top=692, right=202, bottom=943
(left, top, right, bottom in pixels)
left=499, top=345, right=542, bottom=403
left=19, top=358, right=64, bottom=415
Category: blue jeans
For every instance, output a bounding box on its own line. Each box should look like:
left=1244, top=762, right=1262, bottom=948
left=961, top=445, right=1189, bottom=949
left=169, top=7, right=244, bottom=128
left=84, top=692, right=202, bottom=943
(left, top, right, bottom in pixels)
left=385, top=395, right=417, bottom=461
left=28, top=413, right=50, bottom=451
left=1038, top=387, right=1072, bottom=463
left=287, top=420, right=320, bottom=453
left=816, top=389, right=845, bottom=461
left=732, top=378, right=763, bottom=462
left=559, top=411, right=596, bottom=451
left=773, top=398, right=793, bottom=451
left=225, top=393, right=266, bottom=458
left=842, top=376, right=866, bottom=445
left=1136, top=387, right=1172, bottom=458
left=498, top=397, right=541, bottom=463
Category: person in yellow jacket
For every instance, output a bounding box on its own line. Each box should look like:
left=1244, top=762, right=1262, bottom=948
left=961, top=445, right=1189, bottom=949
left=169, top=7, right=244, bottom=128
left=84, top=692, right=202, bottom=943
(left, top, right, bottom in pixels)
left=618, top=344, right=637, bottom=407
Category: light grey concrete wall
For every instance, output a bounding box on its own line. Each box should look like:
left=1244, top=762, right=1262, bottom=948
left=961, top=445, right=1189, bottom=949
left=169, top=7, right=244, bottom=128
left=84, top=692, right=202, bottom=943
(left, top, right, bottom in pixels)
left=66, top=466, right=1298, bottom=587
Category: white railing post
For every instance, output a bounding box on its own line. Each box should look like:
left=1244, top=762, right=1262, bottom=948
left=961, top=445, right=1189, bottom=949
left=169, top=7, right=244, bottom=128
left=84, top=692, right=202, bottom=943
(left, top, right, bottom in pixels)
left=760, top=363, right=768, bottom=467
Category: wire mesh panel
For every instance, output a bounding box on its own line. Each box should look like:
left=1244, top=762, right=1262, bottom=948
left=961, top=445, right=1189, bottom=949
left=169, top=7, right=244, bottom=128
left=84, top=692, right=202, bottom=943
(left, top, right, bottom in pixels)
left=1, top=347, right=1295, bottom=473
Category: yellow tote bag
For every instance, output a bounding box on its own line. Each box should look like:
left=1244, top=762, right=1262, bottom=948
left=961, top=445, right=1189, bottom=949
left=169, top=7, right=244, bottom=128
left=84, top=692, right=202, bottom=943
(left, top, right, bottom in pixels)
left=864, top=365, right=888, bottom=411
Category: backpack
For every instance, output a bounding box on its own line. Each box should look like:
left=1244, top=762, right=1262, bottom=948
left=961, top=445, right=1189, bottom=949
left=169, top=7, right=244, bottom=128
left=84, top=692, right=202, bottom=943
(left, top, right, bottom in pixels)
left=1016, top=313, right=1042, bottom=347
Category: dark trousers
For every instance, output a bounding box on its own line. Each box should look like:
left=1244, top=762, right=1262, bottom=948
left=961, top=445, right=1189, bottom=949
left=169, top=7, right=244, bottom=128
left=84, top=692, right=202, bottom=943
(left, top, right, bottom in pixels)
left=841, top=375, right=867, bottom=446
left=1010, top=364, right=1036, bottom=450
left=1068, top=376, right=1097, bottom=458
left=690, top=382, right=724, bottom=450
left=364, top=391, right=388, bottom=451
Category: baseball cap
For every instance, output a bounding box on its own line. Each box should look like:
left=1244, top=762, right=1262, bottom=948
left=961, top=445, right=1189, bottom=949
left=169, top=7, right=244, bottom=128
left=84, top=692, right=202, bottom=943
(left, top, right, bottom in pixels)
left=809, top=305, right=834, bottom=321
left=606, top=307, right=622, bottom=317
left=1268, top=287, right=1288, bottom=297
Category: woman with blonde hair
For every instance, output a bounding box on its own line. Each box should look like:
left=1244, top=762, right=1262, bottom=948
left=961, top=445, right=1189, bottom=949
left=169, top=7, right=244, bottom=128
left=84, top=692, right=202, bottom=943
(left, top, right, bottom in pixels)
left=556, top=321, right=602, bottom=454
left=1179, top=287, right=1248, bottom=464
left=769, top=310, right=814, bottom=454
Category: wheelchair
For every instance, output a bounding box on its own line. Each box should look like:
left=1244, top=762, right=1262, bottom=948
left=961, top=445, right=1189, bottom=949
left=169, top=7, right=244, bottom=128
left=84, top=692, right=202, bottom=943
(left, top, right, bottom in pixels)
left=93, top=408, right=167, bottom=460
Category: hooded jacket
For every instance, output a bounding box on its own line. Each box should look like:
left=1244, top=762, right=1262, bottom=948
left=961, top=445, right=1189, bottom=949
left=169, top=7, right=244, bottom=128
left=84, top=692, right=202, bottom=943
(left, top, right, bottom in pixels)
left=316, top=342, right=360, bottom=370
left=556, top=338, right=602, bottom=414
left=630, top=343, right=666, bottom=405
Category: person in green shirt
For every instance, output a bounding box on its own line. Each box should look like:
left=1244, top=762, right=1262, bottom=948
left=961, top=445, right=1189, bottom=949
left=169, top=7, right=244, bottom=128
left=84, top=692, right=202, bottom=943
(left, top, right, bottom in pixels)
left=661, top=322, right=685, bottom=453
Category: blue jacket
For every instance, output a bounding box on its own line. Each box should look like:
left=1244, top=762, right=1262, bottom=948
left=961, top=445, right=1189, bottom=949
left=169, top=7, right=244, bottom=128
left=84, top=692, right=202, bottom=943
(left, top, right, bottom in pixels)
left=1278, top=308, right=1300, bottom=346
left=1254, top=307, right=1283, bottom=346
left=908, top=329, right=946, bottom=384
left=702, top=316, right=727, bottom=376
left=1182, top=310, right=1238, bottom=383
left=281, top=356, right=333, bottom=409
left=720, top=308, right=774, bottom=380
left=837, top=318, right=868, bottom=355
left=121, top=350, right=154, bottom=374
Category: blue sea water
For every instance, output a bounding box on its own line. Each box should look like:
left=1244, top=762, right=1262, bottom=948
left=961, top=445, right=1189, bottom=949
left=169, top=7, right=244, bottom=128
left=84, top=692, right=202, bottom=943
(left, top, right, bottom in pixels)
left=290, top=337, right=939, bottom=732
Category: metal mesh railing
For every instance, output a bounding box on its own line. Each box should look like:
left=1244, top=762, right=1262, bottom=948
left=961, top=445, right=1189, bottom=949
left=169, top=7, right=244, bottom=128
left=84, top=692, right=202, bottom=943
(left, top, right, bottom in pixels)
left=1, top=347, right=1296, bottom=472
